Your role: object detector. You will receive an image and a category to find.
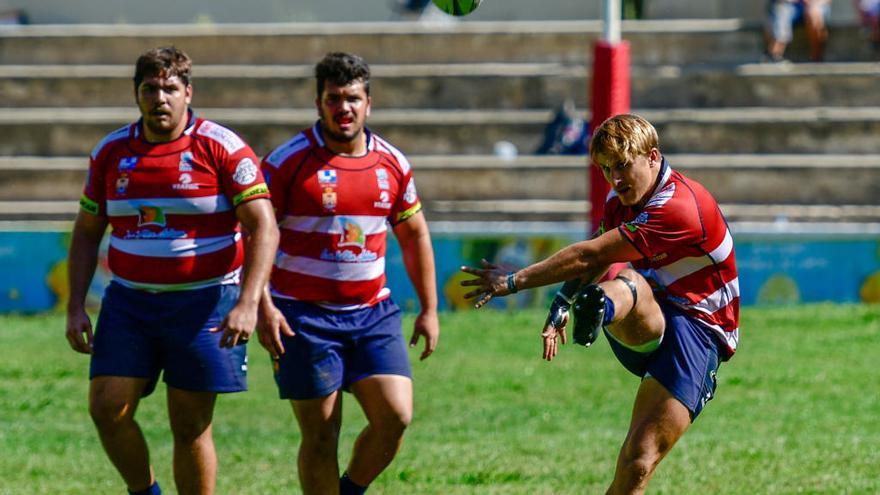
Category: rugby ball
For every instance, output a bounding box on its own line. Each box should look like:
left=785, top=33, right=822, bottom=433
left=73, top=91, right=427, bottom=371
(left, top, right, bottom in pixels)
left=432, top=0, right=483, bottom=16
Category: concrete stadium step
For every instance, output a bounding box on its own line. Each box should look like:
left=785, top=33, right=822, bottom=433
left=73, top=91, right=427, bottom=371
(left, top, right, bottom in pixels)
left=3, top=154, right=878, bottom=206
left=0, top=21, right=870, bottom=66
left=4, top=62, right=879, bottom=110
left=2, top=106, right=880, bottom=156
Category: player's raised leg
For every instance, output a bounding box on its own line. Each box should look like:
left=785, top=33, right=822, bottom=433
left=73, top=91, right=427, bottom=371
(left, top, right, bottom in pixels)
left=345, top=375, right=413, bottom=490
left=607, top=378, right=691, bottom=495
left=292, top=392, right=344, bottom=495
left=89, top=376, right=155, bottom=493
left=167, top=387, right=217, bottom=495
left=574, top=268, right=665, bottom=348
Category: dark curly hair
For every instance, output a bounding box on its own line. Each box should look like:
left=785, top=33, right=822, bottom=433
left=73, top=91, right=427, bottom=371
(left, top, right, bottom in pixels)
left=315, top=52, right=371, bottom=97
left=133, top=46, right=192, bottom=91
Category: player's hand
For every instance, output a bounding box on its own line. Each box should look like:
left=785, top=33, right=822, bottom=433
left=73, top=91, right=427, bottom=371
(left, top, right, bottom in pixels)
left=460, top=259, right=513, bottom=308
left=409, top=308, right=439, bottom=360
left=213, top=301, right=258, bottom=348
left=541, top=293, right=571, bottom=361
left=65, top=307, right=94, bottom=354
left=256, top=301, right=294, bottom=359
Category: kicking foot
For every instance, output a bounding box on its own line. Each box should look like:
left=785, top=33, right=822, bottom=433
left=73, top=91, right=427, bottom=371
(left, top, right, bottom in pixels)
left=572, top=284, right=606, bottom=347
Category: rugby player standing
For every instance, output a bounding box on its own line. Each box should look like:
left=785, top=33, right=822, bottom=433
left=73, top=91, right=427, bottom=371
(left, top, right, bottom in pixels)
left=65, top=46, right=278, bottom=495
left=257, top=52, right=439, bottom=495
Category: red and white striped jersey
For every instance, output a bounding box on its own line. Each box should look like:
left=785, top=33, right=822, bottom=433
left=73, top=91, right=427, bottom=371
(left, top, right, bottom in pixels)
left=601, top=159, right=740, bottom=358
left=261, top=123, right=422, bottom=310
left=81, top=113, right=269, bottom=291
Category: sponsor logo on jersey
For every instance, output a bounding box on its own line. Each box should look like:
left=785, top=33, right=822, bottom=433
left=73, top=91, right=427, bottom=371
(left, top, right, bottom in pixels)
left=116, top=173, right=130, bottom=195
left=123, top=227, right=186, bottom=240
left=374, top=190, right=391, bottom=209
left=322, top=187, right=337, bottom=210
left=632, top=211, right=649, bottom=225
left=118, top=157, right=138, bottom=172
left=197, top=121, right=245, bottom=153
left=233, top=157, right=258, bottom=185
left=137, top=206, right=166, bottom=227
left=650, top=253, right=668, bottom=262
left=173, top=172, right=198, bottom=190
left=178, top=151, right=194, bottom=171
left=318, top=169, right=337, bottom=185
left=320, top=248, right=378, bottom=263
left=375, top=168, right=389, bottom=190
left=338, top=217, right=366, bottom=249
left=403, top=178, right=418, bottom=204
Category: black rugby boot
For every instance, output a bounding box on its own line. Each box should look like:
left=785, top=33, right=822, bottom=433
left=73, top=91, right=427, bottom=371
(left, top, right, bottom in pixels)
left=572, top=284, right=606, bottom=347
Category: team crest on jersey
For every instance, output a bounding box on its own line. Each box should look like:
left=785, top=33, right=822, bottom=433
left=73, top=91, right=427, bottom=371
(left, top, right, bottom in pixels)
left=178, top=152, right=194, bottom=172
left=233, top=157, right=258, bottom=185
left=403, top=178, right=418, bottom=204
left=375, top=169, right=389, bottom=190
left=318, top=169, right=337, bottom=185
left=374, top=190, right=391, bottom=209
left=173, top=172, right=198, bottom=190
left=117, top=157, right=138, bottom=172
left=322, top=187, right=337, bottom=210
left=338, top=218, right=366, bottom=249
left=115, top=173, right=130, bottom=195
left=632, top=211, right=649, bottom=225
left=137, top=206, right=166, bottom=227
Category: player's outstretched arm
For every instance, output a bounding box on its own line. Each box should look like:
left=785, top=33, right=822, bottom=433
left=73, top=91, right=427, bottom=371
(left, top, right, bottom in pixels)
left=65, top=210, right=108, bottom=354
left=460, top=228, right=639, bottom=308
left=214, top=198, right=279, bottom=348
left=393, top=210, right=439, bottom=360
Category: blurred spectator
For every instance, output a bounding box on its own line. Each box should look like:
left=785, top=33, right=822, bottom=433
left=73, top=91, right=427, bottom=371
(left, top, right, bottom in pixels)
left=536, top=100, right=590, bottom=155
left=390, top=0, right=432, bottom=19
left=764, top=0, right=830, bottom=62
left=0, top=9, right=28, bottom=25
left=854, top=0, right=880, bottom=51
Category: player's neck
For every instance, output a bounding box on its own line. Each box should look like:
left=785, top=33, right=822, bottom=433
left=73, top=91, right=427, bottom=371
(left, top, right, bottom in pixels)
left=324, top=133, right=367, bottom=157
left=142, top=119, right=187, bottom=144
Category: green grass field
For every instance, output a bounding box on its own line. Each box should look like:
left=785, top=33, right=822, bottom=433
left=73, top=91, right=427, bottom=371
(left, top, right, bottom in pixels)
left=1, top=304, right=878, bottom=494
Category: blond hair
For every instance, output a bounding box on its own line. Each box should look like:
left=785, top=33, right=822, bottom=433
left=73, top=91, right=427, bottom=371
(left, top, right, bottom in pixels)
left=589, top=114, right=659, bottom=165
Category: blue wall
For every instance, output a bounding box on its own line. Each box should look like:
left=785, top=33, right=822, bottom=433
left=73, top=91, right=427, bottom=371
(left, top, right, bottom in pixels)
left=3, top=230, right=879, bottom=313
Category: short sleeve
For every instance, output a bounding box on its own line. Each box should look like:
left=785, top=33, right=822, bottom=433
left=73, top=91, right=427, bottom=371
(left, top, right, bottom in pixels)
left=390, top=170, right=422, bottom=225
left=218, top=145, right=270, bottom=208
left=80, top=156, right=106, bottom=216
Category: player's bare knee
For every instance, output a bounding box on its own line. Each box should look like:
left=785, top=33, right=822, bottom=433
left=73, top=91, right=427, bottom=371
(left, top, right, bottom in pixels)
left=88, top=396, right=135, bottom=429
left=371, top=408, right=411, bottom=437
left=300, top=422, right=340, bottom=448
left=620, top=455, right=654, bottom=486
left=170, top=416, right=211, bottom=444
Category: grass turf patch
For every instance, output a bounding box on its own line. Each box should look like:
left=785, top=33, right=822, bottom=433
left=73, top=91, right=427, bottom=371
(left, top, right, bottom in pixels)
left=0, top=304, right=877, bottom=494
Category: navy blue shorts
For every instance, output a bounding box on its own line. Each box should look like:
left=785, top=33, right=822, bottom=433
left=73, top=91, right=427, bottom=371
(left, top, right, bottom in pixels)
left=605, top=302, right=721, bottom=420
left=272, top=298, right=412, bottom=400
left=90, top=282, right=247, bottom=397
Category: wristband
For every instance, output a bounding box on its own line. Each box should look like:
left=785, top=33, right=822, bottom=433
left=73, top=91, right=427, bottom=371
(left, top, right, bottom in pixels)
left=507, top=271, right=518, bottom=293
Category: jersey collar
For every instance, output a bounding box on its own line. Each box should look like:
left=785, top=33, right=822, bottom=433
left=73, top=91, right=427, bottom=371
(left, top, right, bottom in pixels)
left=130, top=110, right=197, bottom=156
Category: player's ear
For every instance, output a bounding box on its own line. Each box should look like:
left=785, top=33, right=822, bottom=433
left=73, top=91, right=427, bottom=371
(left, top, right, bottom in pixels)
left=648, top=147, right=660, bottom=165
left=365, top=95, right=371, bottom=118
left=185, top=84, right=193, bottom=105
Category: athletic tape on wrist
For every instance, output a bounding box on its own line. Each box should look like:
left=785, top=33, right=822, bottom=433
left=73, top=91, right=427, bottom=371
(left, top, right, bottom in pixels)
left=507, top=272, right=518, bottom=293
